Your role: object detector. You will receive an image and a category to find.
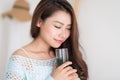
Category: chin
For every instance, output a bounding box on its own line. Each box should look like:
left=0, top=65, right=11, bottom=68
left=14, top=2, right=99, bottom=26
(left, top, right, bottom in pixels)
left=51, top=44, right=61, bottom=48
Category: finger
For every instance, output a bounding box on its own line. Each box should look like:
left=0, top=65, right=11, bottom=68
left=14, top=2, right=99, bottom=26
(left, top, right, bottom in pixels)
left=73, top=73, right=78, bottom=79
left=69, top=73, right=78, bottom=80
left=58, top=61, right=72, bottom=69
left=66, top=69, right=77, bottom=76
left=62, top=66, right=73, bottom=73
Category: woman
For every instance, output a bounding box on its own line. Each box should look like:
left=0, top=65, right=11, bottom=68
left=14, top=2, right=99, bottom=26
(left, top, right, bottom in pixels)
left=5, top=0, right=88, bottom=80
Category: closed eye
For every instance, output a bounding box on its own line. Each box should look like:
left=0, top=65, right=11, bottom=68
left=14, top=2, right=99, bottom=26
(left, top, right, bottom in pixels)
left=66, top=28, right=71, bottom=30
left=54, top=26, right=61, bottom=29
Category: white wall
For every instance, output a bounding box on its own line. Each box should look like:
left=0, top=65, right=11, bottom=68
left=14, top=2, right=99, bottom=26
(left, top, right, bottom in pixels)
left=0, top=0, right=120, bottom=80
left=79, top=0, right=120, bottom=80
left=0, top=0, right=39, bottom=79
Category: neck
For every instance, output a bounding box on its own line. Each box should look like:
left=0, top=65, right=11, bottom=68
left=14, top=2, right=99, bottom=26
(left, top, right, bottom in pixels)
left=27, top=37, right=51, bottom=54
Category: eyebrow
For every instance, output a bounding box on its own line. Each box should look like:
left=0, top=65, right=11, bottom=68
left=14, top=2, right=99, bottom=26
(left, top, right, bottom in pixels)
left=54, top=21, right=71, bottom=26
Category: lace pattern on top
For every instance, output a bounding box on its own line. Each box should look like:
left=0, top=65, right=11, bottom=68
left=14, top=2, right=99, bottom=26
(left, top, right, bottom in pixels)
left=6, top=55, right=56, bottom=80
left=6, top=72, right=24, bottom=80
left=11, top=55, right=56, bottom=66
left=10, top=55, right=56, bottom=72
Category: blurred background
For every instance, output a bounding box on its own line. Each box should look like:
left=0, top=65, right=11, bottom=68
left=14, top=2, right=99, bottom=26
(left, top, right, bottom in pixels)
left=0, top=0, right=120, bottom=80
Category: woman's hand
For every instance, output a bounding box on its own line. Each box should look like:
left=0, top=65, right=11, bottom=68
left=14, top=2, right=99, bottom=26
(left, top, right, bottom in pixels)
left=70, top=73, right=79, bottom=80
left=51, top=61, right=78, bottom=80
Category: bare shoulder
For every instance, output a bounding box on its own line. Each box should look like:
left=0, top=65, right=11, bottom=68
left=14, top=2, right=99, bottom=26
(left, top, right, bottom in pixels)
left=12, top=48, right=27, bottom=57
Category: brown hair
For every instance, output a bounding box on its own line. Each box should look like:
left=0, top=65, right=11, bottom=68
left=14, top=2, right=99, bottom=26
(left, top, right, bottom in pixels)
left=30, top=0, right=88, bottom=80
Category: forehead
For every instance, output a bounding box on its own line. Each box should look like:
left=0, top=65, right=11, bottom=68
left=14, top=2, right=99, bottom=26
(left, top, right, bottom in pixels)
left=45, top=10, right=71, bottom=25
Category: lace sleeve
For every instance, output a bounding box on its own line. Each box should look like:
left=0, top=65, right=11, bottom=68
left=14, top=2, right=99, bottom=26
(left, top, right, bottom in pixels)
left=5, top=56, right=25, bottom=80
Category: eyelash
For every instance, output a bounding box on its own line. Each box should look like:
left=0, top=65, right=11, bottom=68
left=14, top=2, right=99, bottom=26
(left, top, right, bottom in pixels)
left=54, top=26, right=61, bottom=29
left=66, top=28, right=71, bottom=30
left=54, top=26, right=71, bottom=30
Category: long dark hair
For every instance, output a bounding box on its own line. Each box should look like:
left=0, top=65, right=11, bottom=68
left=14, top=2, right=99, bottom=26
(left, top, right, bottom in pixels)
left=30, top=0, right=88, bottom=80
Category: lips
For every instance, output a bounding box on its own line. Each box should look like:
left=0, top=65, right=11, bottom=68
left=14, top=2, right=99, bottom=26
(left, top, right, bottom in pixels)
left=54, top=39, right=64, bottom=44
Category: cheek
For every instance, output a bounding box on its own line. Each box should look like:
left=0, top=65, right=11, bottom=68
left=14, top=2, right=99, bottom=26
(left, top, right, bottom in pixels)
left=45, top=27, right=57, bottom=36
left=66, top=31, right=70, bottom=39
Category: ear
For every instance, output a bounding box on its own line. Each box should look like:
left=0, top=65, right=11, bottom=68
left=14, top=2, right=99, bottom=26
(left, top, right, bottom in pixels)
left=36, top=19, right=42, bottom=27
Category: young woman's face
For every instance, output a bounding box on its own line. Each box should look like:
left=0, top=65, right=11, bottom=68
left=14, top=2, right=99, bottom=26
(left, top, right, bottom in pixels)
left=37, top=11, right=71, bottom=48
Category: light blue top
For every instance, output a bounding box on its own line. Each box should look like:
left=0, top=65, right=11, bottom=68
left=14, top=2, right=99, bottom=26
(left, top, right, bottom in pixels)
left=5, top=55, right=80, bottom=80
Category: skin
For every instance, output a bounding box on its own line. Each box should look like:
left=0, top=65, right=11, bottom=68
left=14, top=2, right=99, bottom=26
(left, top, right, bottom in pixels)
left=14, top=10, right=78, bottom=80
left=37, top=10, right=71, bottom=48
